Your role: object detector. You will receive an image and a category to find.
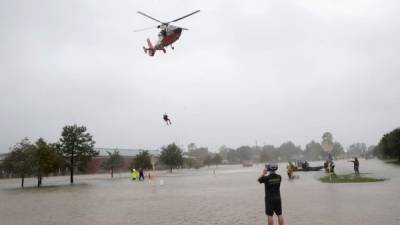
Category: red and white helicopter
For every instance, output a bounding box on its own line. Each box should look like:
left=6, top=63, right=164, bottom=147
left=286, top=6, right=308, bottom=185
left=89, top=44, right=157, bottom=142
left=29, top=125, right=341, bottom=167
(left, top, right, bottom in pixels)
left=134, top=10, right=200, bottom=56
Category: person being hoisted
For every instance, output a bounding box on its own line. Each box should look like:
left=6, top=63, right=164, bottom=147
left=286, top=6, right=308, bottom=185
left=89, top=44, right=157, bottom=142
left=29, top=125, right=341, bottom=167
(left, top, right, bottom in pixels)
left=163, top=113, right=172, bottom=125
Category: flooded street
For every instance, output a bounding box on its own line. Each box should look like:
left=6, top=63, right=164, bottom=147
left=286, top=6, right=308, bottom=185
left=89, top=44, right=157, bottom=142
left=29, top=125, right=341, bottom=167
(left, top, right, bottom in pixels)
left=1, top=159, right=399, bottom=225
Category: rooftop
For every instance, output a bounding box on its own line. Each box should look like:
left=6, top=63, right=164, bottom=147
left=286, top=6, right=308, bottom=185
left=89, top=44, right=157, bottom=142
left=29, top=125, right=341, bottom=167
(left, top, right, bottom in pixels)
left=95, top=148, right=161, bottom=157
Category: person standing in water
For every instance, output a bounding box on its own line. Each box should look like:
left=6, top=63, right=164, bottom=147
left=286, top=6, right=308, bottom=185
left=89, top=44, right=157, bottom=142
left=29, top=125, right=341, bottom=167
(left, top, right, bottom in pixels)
left=349, top=157, right=360, bottom=175
left=139, top=168, right=145, bottom=181
left=258, top=163, right=284, bottom=225
left=131, top=169, right=138, bottom=180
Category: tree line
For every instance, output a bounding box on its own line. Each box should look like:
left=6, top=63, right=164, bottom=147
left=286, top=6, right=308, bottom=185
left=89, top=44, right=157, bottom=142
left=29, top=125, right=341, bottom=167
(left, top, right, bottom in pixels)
left=373, top=127, right=400, bottom=161
left=0, top=124, right=98, bottom=187
left=2, top=128, right=387, bottom=187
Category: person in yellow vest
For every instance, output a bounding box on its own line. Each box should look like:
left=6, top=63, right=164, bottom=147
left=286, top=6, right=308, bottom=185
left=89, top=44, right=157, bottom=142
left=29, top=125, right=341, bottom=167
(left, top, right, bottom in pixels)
left=131, top=169, right=138, bottom=180
left=287, top=164, right=294, bottom=180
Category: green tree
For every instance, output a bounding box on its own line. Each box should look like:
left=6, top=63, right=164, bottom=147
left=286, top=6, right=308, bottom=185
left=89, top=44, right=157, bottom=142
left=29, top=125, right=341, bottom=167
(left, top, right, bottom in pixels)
left=2, top=138, right=35, bottom=188
left=212, top=153, right=222, bottom=166
left=262, top=145, right=277, bottom=161
left=375, top=128, right=400, bottom=161
left=218, top=145, right=229, bottom=161
left=102, top=150, right=124, bottom=178
left=236, top=146, right=253, bottom=162
left=387, top=128, right=400, bottom=161
left=187, top=143, right=197, bottom=152
left=203, top=154, right=212, bottom=168
left=277, top=141, right=303, bottom=162
left=304, top=141, right=326, bottom=161
left=347, top=143, right=367, bottom=156
left=226, top=149, right=239, bottom=164
left=331, top=142, right=345, bottom=158
left=133, top=150, right=152, bottom=170
left=159, top=143, right=183, bottom=172
left=321, top=132, right=334, bottom=153
left=259, top=150, right=269, bottom=163
left=58, top=124, right=98, bottom=184
left=33, top=138, right=62, bottom=187
left=188, top=147, right=208, bottom=161
left=375, top=134, right=390, bottom=159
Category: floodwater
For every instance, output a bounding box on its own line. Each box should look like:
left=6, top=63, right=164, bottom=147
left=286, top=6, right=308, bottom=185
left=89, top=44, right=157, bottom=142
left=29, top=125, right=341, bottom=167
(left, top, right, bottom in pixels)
left=0, top=159, right=399, bottom=225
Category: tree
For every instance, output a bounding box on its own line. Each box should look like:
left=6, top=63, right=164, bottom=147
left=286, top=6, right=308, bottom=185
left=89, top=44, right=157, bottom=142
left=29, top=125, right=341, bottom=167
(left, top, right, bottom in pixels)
left=102, top=150, right=124, bottom=178
left=133, top=150, right=152, bottom=170
left=159, top=143, right=183, bottom=172
left=304, top=141, right=326, bottom=161
left=262, top=145, right=277, bottom=161
left=375, top=128, right=400, bottom=161
left=321, top=132, right=334, bottom=153
left=347, top=143, right=367, bottom=156
left=187, top=143, right=197, bottom=152
left=277, top=141, right=303, bottom=162
left=187, top=146, right=209, bottom=167
left=226, top=149, right=239, bottom=164
left=366, top=145, right=376, bottom=158
left=218, top=145, right=229, bottom=161
left=2, top=138, right=35, bottom=188
left=331, top=142, right=345, bottom=158
left=259, top=149, right=270, bottom=163
left=387, top=128, right=400, bottom=161
left=212, top=153, right=222, bottom=166
left=58, top=125, right=98, bottom=184
left=33, top=138, right=62, bottom=187
left=203, top=154, right=212, bottom=168
left=236, top=146, right=253, bottom=162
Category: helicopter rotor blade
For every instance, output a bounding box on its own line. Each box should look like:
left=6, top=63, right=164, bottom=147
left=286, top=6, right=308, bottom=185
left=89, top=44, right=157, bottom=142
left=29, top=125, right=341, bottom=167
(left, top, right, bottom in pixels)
left=133, top=26, right=158, bottom=32
left=137, top=11, right=164, bottom=24
left=168, top=10, right=200, bottom=23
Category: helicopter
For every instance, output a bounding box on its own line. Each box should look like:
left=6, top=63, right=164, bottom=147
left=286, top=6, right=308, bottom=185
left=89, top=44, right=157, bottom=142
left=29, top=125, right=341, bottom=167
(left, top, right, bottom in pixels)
left=134, top=10, right=200, bottom=56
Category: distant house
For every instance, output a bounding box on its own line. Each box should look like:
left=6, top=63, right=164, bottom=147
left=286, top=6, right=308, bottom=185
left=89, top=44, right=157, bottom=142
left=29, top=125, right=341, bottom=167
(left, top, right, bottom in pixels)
left=86, top=148, right=160, bottom=173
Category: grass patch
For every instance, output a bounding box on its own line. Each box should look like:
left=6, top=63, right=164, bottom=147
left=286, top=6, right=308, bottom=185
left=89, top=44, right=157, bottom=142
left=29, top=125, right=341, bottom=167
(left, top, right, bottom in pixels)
left=319, top=174, right=385, bottom=183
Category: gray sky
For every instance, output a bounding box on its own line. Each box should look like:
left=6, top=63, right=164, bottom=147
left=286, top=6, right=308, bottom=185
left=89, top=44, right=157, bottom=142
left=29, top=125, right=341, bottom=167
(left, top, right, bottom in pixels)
left=1, top=0, right=399, bottom=152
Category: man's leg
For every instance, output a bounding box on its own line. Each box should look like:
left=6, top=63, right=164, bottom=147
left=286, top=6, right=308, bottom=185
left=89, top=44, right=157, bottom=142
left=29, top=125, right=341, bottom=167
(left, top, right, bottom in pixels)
left=267, top=216, right=273, bottom=225
left=277, top=215, right=284, bottom=225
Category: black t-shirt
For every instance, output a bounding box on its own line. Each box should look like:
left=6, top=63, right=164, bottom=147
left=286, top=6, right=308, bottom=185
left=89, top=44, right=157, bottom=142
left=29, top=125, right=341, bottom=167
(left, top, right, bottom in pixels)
left=258, top=173, right=281, bottom=200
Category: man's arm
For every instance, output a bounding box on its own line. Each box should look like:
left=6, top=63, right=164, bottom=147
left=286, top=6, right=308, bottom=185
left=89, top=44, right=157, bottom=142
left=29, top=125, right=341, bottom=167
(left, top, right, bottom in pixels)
left=258, top=169, right=268, bottom=183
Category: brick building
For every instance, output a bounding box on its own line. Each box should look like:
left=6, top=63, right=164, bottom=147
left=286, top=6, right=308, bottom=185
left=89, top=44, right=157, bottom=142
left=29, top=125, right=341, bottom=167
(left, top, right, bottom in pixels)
left=86, top=148, right=160, bottom=173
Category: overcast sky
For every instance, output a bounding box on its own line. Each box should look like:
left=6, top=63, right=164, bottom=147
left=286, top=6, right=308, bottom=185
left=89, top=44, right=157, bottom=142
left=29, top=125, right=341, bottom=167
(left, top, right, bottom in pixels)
left=1, top=0, right=399, bottom=152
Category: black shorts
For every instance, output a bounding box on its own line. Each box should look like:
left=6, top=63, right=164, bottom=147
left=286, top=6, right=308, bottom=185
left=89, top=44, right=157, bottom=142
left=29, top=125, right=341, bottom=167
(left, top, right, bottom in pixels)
left=265, top=197, right=282, bottom=216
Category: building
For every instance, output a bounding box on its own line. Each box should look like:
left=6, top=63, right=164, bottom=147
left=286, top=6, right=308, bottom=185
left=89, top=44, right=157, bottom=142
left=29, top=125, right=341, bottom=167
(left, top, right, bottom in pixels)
left=86, top=148, right=160, bottom=173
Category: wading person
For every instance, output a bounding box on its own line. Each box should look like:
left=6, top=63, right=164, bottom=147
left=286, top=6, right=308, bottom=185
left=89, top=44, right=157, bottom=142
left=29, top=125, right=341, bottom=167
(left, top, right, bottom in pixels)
left=349, top=157, right=360, bottom=175
left=139, top=168, right=145, bottom=181
left=131, top=169, right=138, bottom=180
left=258, top=163, right=284, bottom=225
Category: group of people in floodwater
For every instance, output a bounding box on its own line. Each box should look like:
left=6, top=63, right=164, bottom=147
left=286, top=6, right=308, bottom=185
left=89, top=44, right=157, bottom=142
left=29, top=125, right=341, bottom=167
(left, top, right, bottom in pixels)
left=130, top=168, right=146, bottom=181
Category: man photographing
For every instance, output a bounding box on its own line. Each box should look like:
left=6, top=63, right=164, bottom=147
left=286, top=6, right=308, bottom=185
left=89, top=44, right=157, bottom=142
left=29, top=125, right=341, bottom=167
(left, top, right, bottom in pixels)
left=258, top=163, right=284, bottom=225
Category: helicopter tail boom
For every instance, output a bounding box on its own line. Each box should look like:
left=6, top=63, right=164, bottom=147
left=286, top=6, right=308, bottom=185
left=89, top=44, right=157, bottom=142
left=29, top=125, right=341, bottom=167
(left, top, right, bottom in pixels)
left=142, top=38, right=167, bottom=56
left=143, top=38, right=155, bottom=56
